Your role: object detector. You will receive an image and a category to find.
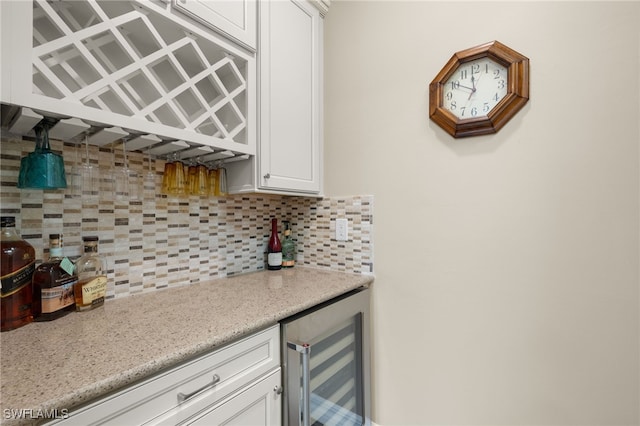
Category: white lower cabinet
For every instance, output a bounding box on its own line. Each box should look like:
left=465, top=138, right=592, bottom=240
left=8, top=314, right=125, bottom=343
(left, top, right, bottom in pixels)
left=47, top=325, right=281, bottom=426
left=186, top=369, right=281, bottom=425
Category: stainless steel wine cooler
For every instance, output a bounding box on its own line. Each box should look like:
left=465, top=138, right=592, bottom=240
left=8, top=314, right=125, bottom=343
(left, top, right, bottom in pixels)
left=281, top=287, right=371, bottom=426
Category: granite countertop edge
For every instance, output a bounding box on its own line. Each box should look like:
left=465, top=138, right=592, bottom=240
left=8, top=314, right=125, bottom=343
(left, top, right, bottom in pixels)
left=1, top=267, right=374, bottom=426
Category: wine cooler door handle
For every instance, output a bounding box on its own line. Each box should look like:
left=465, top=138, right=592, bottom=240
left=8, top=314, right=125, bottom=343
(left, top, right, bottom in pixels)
left=177, top=374, right=221, bottom=403
left=288, top=341, right=311, bottom=426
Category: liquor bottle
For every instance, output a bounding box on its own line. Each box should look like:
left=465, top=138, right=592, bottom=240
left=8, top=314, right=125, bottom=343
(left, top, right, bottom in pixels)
left=1, top=216, right=35, bottom=331
left=74, top=236, right=108, bottom=311
left=267, top=218, right=282, bottom=270
left=281, top=221, right=295, bottom=268
left=32, top=234, right=77, bottom=321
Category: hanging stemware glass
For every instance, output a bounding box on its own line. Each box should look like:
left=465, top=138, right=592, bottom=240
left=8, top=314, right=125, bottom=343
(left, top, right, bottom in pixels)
left=218, top=166, right=227, bottom=196
left=161, top=152, right=187, bottom=197
left=207, top=165, right=219, bottom=197
left=187, top=158, right=209, bottom=197
left=17, top=118, right=67, bottom=189
left=144, top=152, right=158, bottom=198
left=71, top=135, right=99, bottom=200
left=114, top=141, right=141, bottom=201
left=66, top=143, right=81, bottom=197
left=195, top=161, right=209, bottom=197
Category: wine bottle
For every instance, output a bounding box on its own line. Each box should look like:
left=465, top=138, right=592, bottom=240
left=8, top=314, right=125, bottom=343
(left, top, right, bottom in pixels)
left=282, top=221, right=295, bottom=268
left=267, top=218, right=282, bottom=270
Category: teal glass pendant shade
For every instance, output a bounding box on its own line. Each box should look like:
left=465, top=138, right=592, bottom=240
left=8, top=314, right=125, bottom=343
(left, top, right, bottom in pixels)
left=17, top=119, right=67, bottom=189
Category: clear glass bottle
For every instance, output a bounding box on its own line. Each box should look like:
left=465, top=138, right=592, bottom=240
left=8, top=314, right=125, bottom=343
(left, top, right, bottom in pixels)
left=74, top=236, right=108, bottom=311
left=33, top=234, right=77, bottom=321
left=282, top=221, right=295, bottom=268
left=267, top=218, right=282, bottom=270
left=1, top=216, right=35, bottom=331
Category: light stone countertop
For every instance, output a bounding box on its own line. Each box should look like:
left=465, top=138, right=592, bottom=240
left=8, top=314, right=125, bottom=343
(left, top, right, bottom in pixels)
left=0, top=267, right=373, bottom=425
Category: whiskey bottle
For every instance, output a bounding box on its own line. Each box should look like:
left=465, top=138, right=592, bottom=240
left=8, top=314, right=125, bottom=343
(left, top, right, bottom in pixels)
left=1, top=216, right=35, bottom=331
left=33, top=234, right=77, bottom=321
left=74, top=236, right=108, bottom=311
left=282, top=221, right=295, bottom=268
left=267, top=218, right=282, bottom=270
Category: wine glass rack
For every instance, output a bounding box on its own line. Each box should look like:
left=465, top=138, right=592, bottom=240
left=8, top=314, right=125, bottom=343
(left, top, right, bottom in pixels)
left=2, top=0, right=255, bottom=163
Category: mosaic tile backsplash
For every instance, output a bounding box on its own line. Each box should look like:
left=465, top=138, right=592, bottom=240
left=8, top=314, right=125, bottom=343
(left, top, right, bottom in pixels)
left=0, top=135, right=373, bottom=300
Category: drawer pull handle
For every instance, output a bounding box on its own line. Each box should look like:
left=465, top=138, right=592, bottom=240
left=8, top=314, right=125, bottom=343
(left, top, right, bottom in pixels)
left=177, top=374, right=221, bottom=403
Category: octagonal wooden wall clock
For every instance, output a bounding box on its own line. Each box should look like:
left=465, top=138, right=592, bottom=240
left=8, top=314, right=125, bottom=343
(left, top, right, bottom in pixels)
left=429, top=40, right=530, bottom=138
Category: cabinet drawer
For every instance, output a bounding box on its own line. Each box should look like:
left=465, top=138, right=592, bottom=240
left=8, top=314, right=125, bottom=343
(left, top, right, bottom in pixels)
left=54, top=325, right=279, bottom=425
left=184, top=368, right=281, bottom=425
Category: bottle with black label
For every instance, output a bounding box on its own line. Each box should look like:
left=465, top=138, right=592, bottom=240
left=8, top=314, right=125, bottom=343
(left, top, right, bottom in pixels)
left=74, top=236, right=108, bottom=311
left=282, top=221, right=295, bottom=268
left=267, top=218, right=282, bottom=270
left=1, top=216, right=35, bottom=331
left=33, top=234, right=77, bottom=321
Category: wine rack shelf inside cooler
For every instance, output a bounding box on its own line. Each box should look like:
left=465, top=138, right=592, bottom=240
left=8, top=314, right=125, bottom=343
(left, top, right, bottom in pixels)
left=309, top=320, right=363, bottom=425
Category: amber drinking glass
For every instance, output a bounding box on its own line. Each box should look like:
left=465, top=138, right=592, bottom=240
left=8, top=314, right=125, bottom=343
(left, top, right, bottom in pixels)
left=207, top=167, right=227, bottom=197
left=194, top=164, right=209, bottom=196
left=208, top=168, right=219, bottom=197
left=161, top=154, right=187, bottom=196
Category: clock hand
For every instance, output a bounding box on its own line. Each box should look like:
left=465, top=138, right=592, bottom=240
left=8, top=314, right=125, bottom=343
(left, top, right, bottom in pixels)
left=468, top=76, right=477, bottom=100
left=455, top=83, right=475, bottom=92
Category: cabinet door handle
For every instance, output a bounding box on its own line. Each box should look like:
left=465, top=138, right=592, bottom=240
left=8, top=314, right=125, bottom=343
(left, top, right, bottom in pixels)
left=177, top=374, right=221, bottom=403
left=263, top=173, right=271, bottom=179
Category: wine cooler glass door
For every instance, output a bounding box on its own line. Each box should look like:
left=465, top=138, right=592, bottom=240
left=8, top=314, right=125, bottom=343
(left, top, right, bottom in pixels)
left=282, top=289, right=371, bottom=426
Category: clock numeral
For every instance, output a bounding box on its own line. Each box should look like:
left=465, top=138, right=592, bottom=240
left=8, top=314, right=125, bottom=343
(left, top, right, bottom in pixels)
left=449, top=100, right=457, bottom=110
left=493, top=69, right=501, bottom=79
left=450, top=81, right=460, bottom=90
left=445, top=91, right=453, bottom=101
left=483, top=102, right=490, bottom=113
left=497, top=79, right=505, bottom=89
left=470, top=107, right=478, bottom=116
left=460, top=69, right=468, bottom=80
left=460, top=106, right=466, bottom=116
left=471, top=63, right=480, bottom=74
left=493, top=93, right=500, bottom=102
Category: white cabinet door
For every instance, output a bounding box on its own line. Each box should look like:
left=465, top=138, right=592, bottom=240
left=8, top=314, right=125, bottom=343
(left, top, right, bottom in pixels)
left=186, top=369, right=281, bottom=426
left=173, top=0, right=257, bottom=51
left=258, top=0, right=322, bottom=194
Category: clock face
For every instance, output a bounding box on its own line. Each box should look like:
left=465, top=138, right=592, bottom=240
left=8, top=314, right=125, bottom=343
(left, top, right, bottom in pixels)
left=442, top=57, right=508, bottom=120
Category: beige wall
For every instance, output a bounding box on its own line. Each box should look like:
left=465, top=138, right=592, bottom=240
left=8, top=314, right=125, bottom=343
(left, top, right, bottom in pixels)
left=324, top=1, right=639, bottom=425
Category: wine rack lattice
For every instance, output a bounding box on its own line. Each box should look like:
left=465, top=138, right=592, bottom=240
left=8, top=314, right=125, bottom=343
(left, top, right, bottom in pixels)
left=31, top=0, right=248, bottom=145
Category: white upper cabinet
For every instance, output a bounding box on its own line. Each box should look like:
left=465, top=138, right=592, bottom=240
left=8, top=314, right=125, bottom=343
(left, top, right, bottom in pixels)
left=226, top=0, right=324, bottom=195
left=173, top=0, right=257, bottom=52
left=0, top=0, right=256, bottom=158
left=259, top=0, right=322, bottom=194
